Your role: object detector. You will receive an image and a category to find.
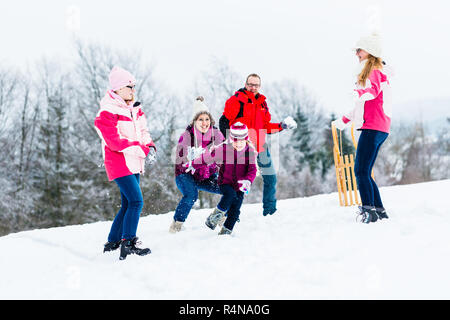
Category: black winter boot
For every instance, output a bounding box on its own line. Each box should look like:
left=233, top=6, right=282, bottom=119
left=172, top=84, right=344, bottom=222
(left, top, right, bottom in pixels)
left=357, top=206, right=378, bottom=224
left=103, top=241, right=121, bottom=253
left=376, top=207, right=389, bottom=220
left=119, top=237, right=151, bottom=260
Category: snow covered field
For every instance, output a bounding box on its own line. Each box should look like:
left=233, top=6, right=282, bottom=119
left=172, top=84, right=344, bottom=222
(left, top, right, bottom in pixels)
left=1, top=179, right=449, bottom=300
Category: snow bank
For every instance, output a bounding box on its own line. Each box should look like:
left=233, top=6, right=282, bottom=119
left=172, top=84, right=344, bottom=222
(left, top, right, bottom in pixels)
left=1, top=179, right=449, bottom=299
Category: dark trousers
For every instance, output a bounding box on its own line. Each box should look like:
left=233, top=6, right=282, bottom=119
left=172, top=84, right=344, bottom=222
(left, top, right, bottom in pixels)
left=257, top=144, right=277, bottom=214
left=174, top=173, right=222, bottom=222
left=354, top=129, right=389, bottom=208
left=217, top=184, right=244, bottom=231
left=108, top=174, right=143, bottom=242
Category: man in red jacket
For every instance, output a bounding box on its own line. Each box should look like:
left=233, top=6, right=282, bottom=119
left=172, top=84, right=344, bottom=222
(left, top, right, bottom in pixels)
left=219, top=74, right=297, bottom=216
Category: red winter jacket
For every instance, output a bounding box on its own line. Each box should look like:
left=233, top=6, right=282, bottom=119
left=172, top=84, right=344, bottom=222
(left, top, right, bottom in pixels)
left=220, top=89, right=283, bottom=153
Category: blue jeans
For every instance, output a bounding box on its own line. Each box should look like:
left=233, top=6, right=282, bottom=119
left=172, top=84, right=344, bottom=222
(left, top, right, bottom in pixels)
left=354, top=129, right=389, bottom=208
left=217, top=184, right=244, bottom=231
left=174, top=173, right=222, bottom=222
left=108, top=174, right=144, bottom=242
left=257, top=144, right=277, bottom=215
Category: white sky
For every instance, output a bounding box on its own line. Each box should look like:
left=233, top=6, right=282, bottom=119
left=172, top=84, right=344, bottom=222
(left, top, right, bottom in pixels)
left=1, top=0, right=449, bottom=115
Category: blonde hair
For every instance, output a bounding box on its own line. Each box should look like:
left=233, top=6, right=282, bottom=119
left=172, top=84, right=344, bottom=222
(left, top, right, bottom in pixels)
left=358, top=55, right=383, bottom=87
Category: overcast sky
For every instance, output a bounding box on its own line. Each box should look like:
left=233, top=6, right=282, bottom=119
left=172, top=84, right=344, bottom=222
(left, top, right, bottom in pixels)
left=1, top=0, right=449, bottom=115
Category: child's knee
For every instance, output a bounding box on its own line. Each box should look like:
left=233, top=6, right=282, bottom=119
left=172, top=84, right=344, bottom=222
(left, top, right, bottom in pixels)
left=183, top=192, right=198, bottom=204
left=222, top=187, right=237, bottom=199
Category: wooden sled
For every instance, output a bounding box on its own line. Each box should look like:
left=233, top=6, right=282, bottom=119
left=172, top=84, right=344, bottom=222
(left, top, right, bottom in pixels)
left=332, top=123, right=361, bottom=207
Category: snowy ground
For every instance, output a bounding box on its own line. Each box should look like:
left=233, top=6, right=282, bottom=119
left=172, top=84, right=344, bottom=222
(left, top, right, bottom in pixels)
left=1, top=179, right=449, bottom=300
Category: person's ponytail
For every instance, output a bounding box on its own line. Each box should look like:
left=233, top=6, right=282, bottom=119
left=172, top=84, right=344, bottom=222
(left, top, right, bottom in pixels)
left=358, top=55, right=383, bottom=87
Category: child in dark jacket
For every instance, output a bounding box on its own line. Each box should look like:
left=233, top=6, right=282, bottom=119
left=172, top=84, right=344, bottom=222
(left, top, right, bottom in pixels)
left=204, top=122, right=257, bottom=235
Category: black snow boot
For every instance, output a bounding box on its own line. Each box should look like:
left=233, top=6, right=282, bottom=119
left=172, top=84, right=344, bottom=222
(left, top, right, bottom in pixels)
left=119, top=237, right=151, bottom=260
left=357, top=206, right=378, bottom=224
left=376, top=207, right=389, bottom=220
left=103, top=241, right=121, bottom=253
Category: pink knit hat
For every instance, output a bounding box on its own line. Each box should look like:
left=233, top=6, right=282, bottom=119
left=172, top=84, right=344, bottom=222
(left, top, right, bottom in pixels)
left=109, top=66, right=136, bottom=91
left=230, top=122, right=249, bottom=141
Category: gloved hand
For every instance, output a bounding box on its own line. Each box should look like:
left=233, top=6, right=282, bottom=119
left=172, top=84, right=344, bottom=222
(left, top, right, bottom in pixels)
left=185, top=163, right=196, bottom=174
left=280, top=116, right=297, bottom=130
left=186, top=146, right=205, bottom=162
left=146, top=147, right=157, bottom=165
left=238, top=180, right=251, bottom=194
left=331, top=118, right=348, bottom=131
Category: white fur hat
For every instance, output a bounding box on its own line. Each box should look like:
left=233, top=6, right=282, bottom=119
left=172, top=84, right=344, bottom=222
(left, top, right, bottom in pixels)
left=354, top=32, right=383, bottom=58
left=192, top=96, right=209, bottom=119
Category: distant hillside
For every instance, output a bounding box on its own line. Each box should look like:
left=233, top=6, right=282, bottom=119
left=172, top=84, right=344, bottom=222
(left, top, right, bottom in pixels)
left=394, top=97, right=450, bottom=130
left=1, top=179, right=450, bottom=299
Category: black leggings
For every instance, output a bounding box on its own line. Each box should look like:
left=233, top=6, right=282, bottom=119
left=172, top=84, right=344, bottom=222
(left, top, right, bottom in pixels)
left=354, top=129, right=388, bottom=208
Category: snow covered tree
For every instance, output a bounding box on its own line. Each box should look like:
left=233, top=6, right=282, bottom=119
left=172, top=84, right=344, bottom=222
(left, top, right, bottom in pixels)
left=30, top=60, right=78, bottom=228
left=291, top=106, right=317, bottom=172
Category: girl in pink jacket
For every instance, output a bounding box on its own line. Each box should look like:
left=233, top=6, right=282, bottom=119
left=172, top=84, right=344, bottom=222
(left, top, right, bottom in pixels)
left=95, top=66, right=155, bottom=260
left=332, top=33, right=392, bottom=224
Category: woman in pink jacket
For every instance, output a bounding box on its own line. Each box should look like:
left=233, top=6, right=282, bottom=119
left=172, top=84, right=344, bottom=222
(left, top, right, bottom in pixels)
left=332, top=33, right=392, bottom=224
left=95, top=66, right=155, bottom=260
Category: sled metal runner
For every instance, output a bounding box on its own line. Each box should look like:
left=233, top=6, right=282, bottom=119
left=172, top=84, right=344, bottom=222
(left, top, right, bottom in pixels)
left=332, top=123, right=368, bottom=207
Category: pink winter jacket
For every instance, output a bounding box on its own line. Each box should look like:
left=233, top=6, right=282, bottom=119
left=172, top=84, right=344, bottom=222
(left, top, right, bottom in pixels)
left=342, top=65, right=393, bottom=134
left=175, top=125, right=225, bottom=181
left=94, top=90, right=156, bottom=181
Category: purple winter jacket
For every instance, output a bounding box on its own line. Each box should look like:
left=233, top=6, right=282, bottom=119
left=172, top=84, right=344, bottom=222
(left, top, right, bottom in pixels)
left=175, top=125, right=225, bottom=181
left=205, top=141, right=258, bottom=192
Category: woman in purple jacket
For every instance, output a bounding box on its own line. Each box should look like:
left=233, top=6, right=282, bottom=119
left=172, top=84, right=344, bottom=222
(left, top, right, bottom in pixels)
left=171, top=97, right=225, bottom=233
left=204, top=122, right=258, bottom=235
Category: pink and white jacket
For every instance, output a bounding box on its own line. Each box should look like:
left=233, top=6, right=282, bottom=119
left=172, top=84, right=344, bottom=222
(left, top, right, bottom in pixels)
left=342, top=61, right=393, bottom=133
left=94, top=90, right=156, bottom=181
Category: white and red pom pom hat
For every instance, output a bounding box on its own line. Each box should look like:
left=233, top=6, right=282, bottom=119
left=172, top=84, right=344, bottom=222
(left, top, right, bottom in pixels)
left=230, top=122, right=249, bottom=141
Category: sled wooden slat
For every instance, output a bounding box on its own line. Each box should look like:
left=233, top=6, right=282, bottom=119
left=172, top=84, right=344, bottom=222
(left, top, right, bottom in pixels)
left=333, top=149, right=344, bottom=206
left=344, top=155, right=354, bottom=205
left=349, top=154, right=360, bottom=205
left=340, top=155, right=349, bottom=206
left=331, top=123, right=365, bottom=207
